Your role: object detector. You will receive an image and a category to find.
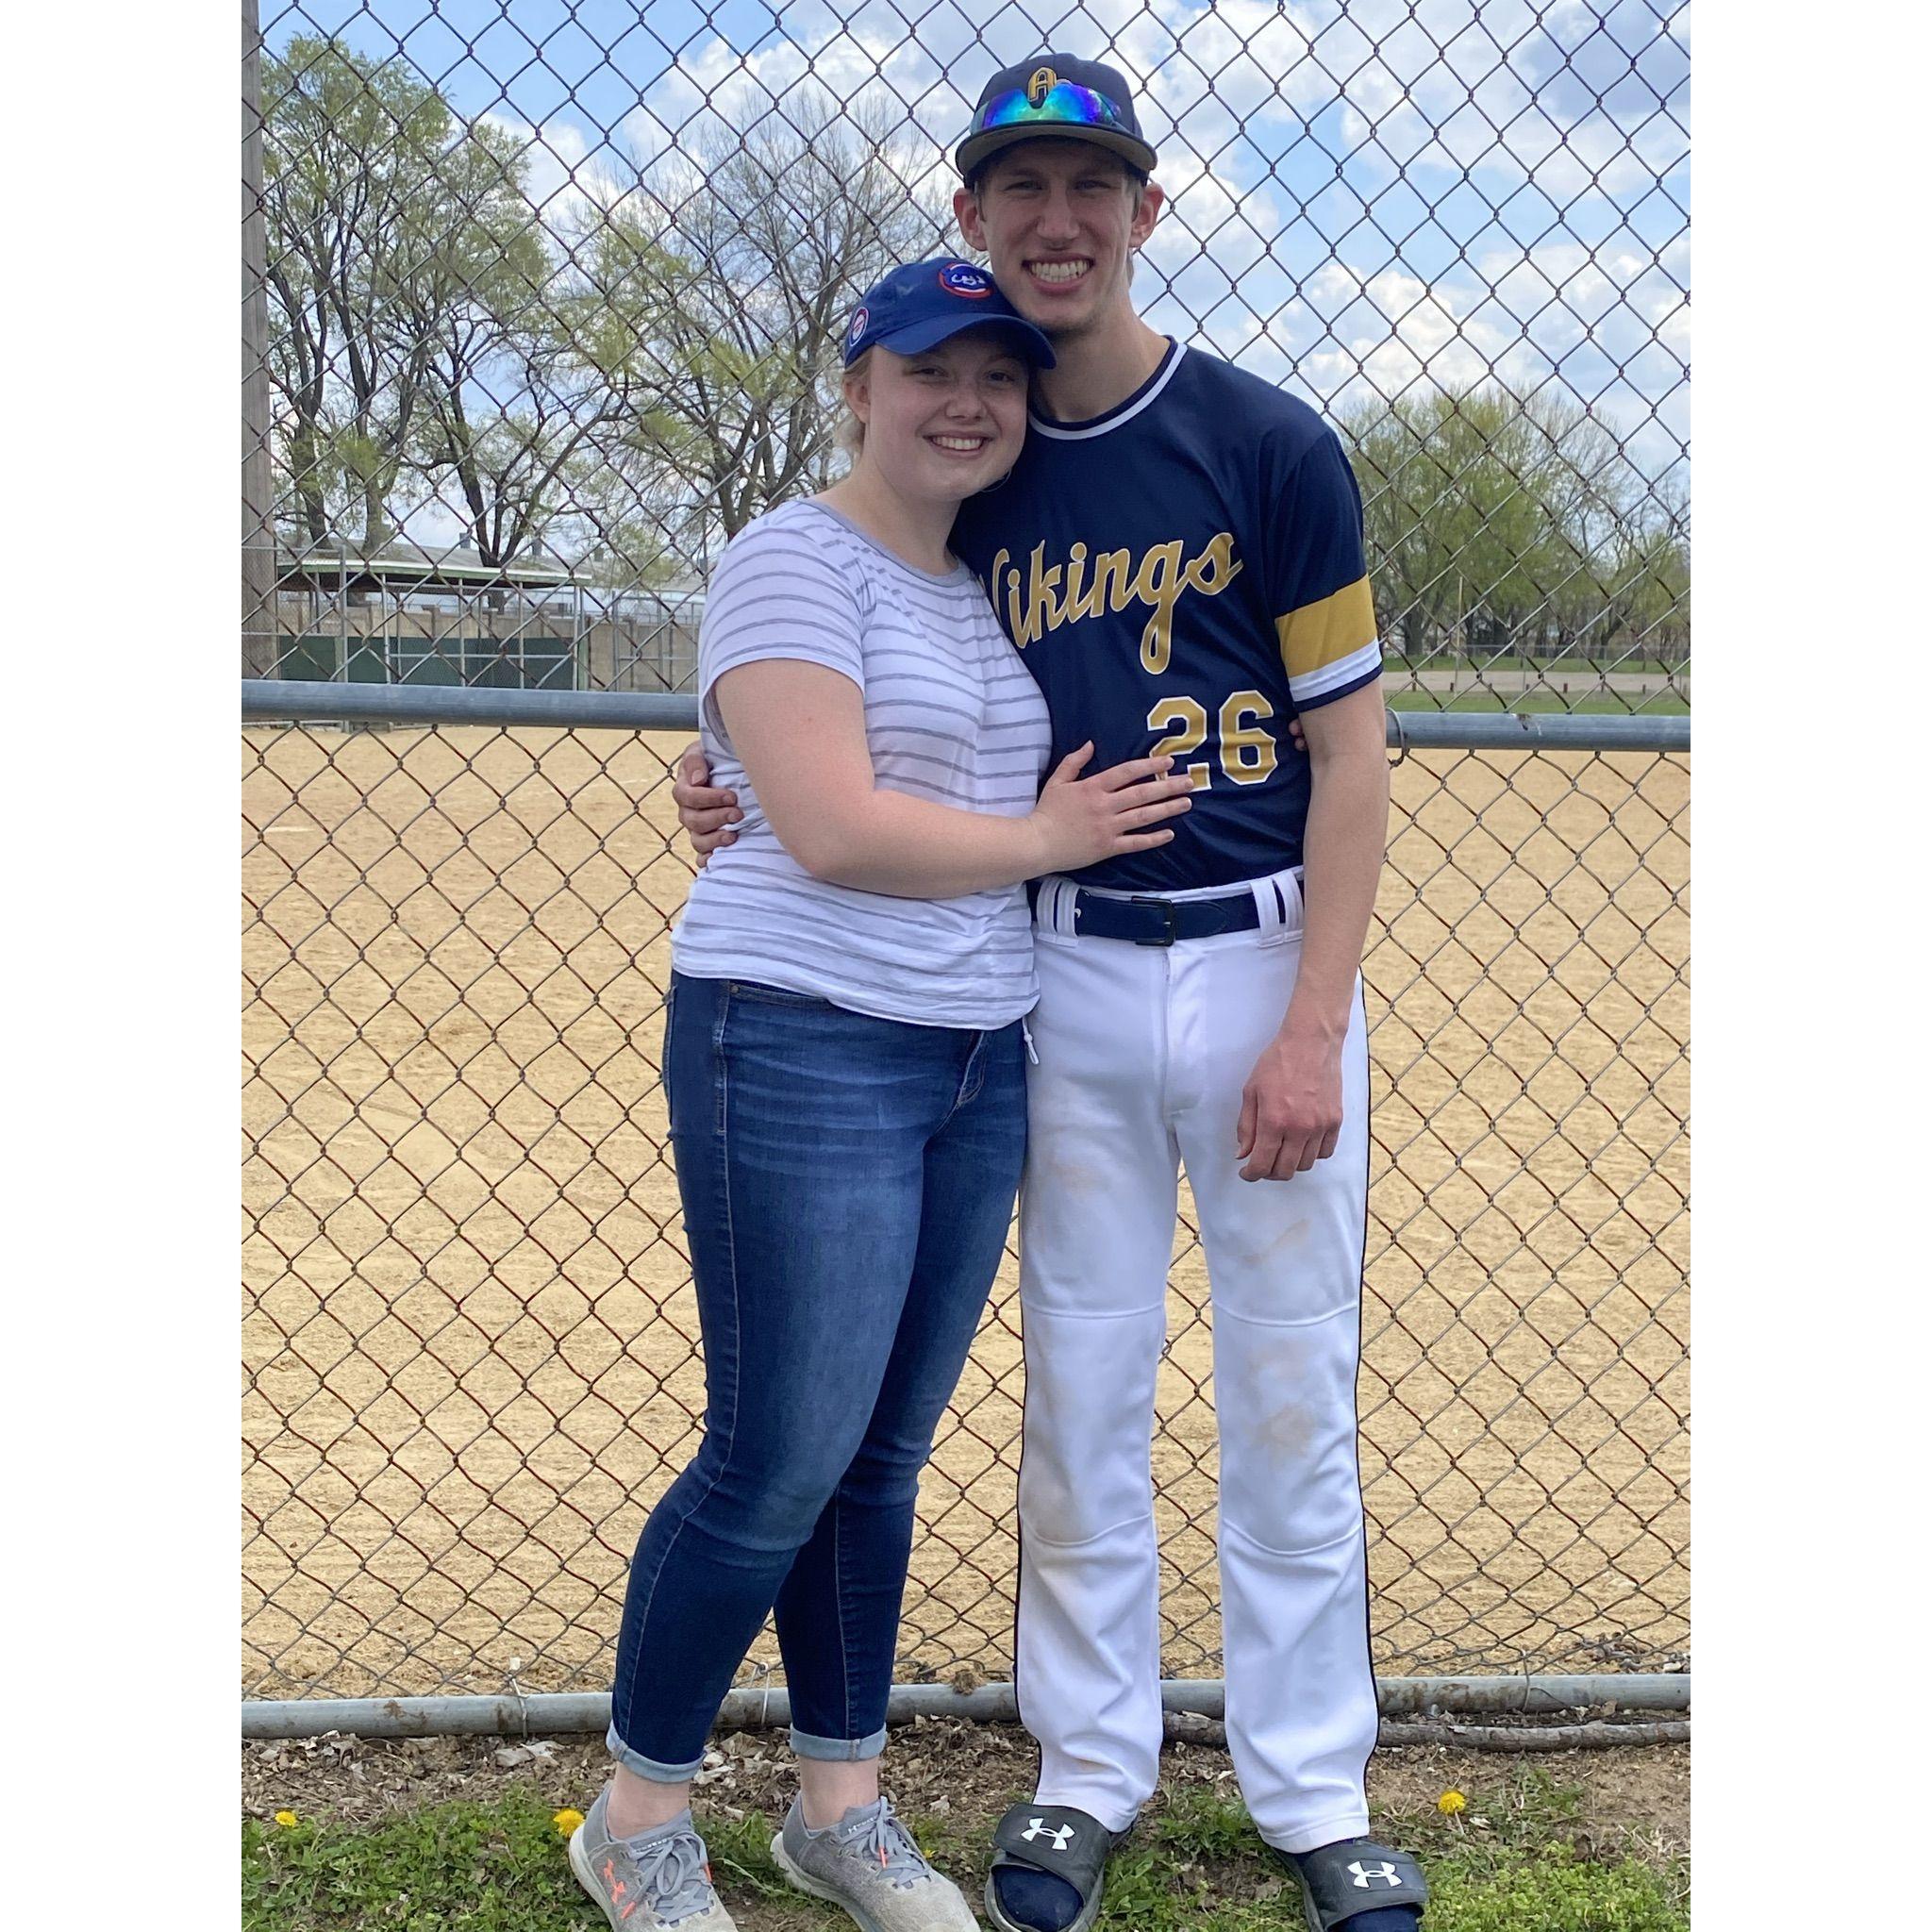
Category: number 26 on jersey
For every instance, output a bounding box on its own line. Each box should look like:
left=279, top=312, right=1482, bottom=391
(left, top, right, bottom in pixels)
left=1147, top=690, right=1279, bottom=788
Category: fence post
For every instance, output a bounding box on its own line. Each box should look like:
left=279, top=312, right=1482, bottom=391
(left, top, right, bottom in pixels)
left=242, top=0, right=276, bottom=677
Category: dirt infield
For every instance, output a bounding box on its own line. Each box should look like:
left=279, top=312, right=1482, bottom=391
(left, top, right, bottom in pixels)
left=243, top=726, right=1687, bottom=1700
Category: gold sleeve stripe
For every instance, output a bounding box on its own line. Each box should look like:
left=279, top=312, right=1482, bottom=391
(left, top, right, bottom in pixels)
left=1274, top=576, right=1378, bottom=679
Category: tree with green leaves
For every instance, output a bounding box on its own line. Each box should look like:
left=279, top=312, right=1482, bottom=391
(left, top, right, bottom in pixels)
left=425, top=211, right=698, bottom=591
left=1338, top=386, right=1687, bottom=668
left=262, top=38, right=544, bottom=555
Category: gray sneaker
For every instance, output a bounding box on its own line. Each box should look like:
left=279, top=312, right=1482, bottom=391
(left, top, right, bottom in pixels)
left=772, top=1795, right=978, bottom=1932
left=568, top=1785, right=738, bottom=1930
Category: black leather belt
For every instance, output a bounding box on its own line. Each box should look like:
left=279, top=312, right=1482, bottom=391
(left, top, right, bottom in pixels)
left=1069, top=888, right=1262, bottom=947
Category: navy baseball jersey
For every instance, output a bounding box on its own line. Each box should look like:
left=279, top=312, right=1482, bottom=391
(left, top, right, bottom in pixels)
left=950, top=341, right=1381, bottom=891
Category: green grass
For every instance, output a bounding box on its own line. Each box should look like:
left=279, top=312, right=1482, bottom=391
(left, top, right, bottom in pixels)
left=1391, top=653, right=1687, bottom=677
left=243, top=1772, right=1688, bottom=1930
left=1386, top=688, right=1690, bottom=716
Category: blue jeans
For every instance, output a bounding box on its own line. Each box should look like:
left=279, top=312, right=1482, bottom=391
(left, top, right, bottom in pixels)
left=608, top=972, right=1027, bottom=1777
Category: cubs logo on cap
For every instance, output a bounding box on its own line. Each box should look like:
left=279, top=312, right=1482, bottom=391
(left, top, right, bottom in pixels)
left=939, top=261, right=992, bottom=297
left=841, top=257, right=1056, bottom=369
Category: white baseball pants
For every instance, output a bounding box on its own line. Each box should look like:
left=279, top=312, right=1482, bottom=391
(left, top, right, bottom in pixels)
left=1014, top=867, right=1376, bottom=1855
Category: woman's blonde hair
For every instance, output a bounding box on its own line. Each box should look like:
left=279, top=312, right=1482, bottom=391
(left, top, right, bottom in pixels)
left=834, top=349, right=873, bottom=461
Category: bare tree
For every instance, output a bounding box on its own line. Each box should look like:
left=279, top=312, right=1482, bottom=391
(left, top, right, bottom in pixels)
left=402, top=140, right=610, bottom=580
left=580, top=94, right=951, bottom=567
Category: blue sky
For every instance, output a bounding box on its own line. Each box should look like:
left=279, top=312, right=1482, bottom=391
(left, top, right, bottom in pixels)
left=262, top=0, right=1688, bottom=490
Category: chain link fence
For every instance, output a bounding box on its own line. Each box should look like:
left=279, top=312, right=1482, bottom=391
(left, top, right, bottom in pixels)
left=242, top=0, right=1688, bottom=1705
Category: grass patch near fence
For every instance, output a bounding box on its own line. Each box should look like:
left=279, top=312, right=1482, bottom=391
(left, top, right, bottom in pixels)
left=243, top=1768, right=1688, bottom=1931
left=1386, top=688, right=1690, bottom=716
left=1390, top=653, right=1687, bottom=677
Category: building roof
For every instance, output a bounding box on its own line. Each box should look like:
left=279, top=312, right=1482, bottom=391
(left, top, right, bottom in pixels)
left=277, top=540, right=575, bottom=589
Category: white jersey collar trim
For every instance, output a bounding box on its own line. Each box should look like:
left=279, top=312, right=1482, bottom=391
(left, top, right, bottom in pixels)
left=1029, top=341, right=1186, bottom=441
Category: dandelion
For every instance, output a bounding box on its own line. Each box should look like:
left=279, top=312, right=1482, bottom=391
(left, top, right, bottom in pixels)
left=273, top=1810, right=299, bottom=1828
left=1436, top=1790, right=1467, bottom=1816
left=553, top=1807, right=586, bottom=1837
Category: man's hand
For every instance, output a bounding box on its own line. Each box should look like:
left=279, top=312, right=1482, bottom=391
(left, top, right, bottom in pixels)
left=672, top=740, right=741, bottom=866
left=1234, top=677, right=1386, bottom=1182
left=1235, top=1025, right=1344, bottom=1182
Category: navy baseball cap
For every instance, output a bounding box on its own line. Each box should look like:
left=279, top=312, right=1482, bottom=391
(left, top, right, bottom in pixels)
left=843, top=258, right=1057, bottom=369
left=955, top=54, right=1158, bottom=183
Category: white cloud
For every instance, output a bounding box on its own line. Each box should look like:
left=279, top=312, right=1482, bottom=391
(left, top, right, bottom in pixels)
left=480, top=112, right=637, bottom=236
left=1317, top=0, right=1687, bottom=201
left=1142, top=149, right=1294, bottom=283
left=1462, top=236, right=1690, bottom=396
left=1293, top=261, right=1513, bottom=399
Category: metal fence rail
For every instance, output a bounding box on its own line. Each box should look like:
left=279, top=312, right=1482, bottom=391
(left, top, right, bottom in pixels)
left=244, top=677, right=1690, bottom=751
left=243, top=0, right=1688, bottom=1713
left=242, top=1672, right=1694, bottom=1743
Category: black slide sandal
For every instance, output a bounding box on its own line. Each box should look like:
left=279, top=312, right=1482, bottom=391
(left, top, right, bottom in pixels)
left=984, top=1804, right=1124, bottom=1932
left=1288, top=1839, right=1428, bottom=1928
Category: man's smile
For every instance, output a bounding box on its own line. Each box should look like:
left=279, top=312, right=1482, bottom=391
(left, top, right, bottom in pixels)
left=1026, top=258, right=1093, bottom=286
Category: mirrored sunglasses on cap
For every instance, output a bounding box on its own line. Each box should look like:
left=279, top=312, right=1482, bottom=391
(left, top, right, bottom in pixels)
left=968, top=77, right=1136, bottom=141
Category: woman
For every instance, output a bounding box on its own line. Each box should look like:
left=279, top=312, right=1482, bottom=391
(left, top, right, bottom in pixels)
left=569, top=258, right=1193, bottom=1932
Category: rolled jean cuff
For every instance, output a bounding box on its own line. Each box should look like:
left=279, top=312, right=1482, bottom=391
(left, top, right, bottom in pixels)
left=791, top=1724, right=888, bottom=1763
left=606, top=1722, right=706, bottom=1784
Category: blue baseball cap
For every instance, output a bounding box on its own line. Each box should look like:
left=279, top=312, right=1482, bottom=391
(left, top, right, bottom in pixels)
left=956, top=54, right=1158, bottom=183
left=843, top=258, right=1057, bottom=370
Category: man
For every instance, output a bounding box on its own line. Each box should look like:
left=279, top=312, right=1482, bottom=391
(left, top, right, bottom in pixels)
left=675, top=55, right=1427, bottom=1932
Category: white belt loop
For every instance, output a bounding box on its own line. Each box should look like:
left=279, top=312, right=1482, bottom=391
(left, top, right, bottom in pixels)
left=1036, top=875, right=1079, bottom=939
left=1247, top=865, right=1304, bottom=946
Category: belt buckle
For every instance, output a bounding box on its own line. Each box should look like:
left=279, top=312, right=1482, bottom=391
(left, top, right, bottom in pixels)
left=1129, top=895, right=1178, bottom=947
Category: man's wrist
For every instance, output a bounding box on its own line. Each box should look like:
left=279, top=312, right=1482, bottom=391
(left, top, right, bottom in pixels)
left=1278, top=992, right=1351, bottom=1047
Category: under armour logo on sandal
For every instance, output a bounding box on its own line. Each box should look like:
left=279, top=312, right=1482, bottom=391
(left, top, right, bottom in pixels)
left=1348, top=1859, right=1403, bottom=1889
left=1022, top=1819, right=1075, bottom=1850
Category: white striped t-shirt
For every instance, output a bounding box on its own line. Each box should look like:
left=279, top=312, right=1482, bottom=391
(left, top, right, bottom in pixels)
left=671, top=499, right=1052, bottom=1028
